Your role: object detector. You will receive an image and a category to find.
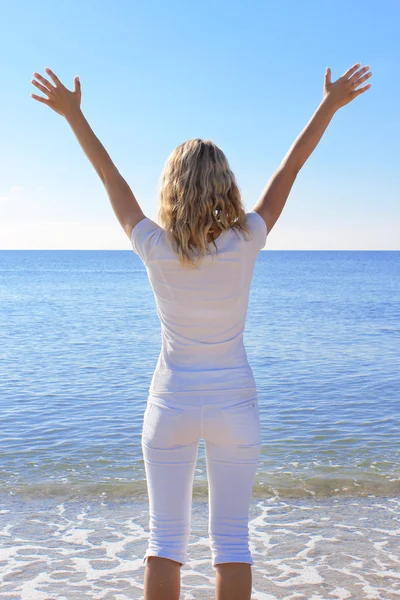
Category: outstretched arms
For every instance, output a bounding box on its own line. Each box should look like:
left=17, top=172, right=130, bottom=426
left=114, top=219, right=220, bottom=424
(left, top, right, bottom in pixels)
left=252, top=63, right=372, bottom=236
left=31, top=68, right=144, bottom=240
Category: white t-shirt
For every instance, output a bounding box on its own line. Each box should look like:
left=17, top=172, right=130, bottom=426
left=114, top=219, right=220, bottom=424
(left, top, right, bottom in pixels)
left=131, top=211, right=267, bottom=395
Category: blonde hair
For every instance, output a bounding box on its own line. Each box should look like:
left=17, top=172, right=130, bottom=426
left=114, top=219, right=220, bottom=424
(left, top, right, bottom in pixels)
left=157, top=138, right=252, bottom=268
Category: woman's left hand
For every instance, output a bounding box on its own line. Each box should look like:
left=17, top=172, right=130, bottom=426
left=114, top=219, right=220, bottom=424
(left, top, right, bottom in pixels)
left=31, top=68, right=81, bottom=118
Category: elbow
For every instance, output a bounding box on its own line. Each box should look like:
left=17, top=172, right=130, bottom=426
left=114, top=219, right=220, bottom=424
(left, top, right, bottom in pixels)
left=99, top=165, right=119, bottom=186
left=281, top=159, right=301, bottom=178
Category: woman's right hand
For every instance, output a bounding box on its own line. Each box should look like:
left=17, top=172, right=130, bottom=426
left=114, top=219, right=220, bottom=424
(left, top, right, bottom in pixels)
left=323, top=63, right=372, bottom=111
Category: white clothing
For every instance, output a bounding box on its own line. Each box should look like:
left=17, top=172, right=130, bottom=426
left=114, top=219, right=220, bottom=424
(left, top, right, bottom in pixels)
left=141, top=389, right=262, bottom=568
left=131, top=211, right=267, bottom=395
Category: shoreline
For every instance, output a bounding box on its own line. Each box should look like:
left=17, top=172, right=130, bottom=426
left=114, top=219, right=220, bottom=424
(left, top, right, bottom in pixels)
left=1, top=472, right=399, bottom=503
left=1, top=494, right=399, bottom=599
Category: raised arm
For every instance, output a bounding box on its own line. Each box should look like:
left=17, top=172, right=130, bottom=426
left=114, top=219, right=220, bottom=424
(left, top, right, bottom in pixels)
left=31, top=68, right=145, bottom=240
left=252, top=63, right=372, bottom=235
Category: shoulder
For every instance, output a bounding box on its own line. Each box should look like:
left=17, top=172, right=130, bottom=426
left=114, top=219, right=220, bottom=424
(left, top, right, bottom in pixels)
left=130, top=215, right=164, bottom=263
left=244, top=211, right=268, bottom=251
left=246, top=211, right=267, bottom=233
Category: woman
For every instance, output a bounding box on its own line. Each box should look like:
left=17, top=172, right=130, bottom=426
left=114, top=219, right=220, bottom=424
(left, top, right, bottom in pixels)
left=31, top=62, right=372, bottom=600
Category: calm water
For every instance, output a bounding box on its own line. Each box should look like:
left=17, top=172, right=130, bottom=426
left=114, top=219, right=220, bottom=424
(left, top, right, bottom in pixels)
left=1, top=249, right=399, bottom=500
left=1, top=249, right=399, bottom=599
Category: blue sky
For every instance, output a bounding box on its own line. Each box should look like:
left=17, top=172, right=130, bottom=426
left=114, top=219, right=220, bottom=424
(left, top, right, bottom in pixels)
left=1, top=0, right=398, bottom=250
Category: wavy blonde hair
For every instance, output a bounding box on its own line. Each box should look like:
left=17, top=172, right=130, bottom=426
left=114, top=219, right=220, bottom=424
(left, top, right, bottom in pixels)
left=157, top=138, right=252, bottom=268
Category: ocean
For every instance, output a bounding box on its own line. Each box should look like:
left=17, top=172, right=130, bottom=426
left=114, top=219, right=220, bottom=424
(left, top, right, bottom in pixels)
left=1, top=249, right=399, bottom=599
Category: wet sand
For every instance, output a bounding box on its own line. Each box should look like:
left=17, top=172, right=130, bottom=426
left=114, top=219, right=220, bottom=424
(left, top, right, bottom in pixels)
left=1, top=494, right=399, bottom=599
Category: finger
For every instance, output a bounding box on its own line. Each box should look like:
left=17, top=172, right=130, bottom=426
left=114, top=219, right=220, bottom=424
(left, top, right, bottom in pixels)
left=324, top=67, right=331, bottom=86
left=31, top=93, right=51, bottom=106
left=342, top=63, right=361, bottom=80
left=353, top=83, right=372, bottom=97
left=33, top=72, right=54, bottom=91
left=351, top=71, right=372, bottom=88
left=31, top=79, right=52, bottom=96
left=45, top=67, right=62, bottom=87
left=349, top=66, right=371, bottom=85
left=74, top=75, right=81, bottom=94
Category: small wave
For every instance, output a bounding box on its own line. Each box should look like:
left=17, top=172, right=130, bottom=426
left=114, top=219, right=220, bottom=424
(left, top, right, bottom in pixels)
left=2, top=471, right=399, bottom=502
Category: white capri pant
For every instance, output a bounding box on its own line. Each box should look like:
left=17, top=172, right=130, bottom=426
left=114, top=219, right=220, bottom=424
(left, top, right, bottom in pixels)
left=141, top=388, right=262, bottom=568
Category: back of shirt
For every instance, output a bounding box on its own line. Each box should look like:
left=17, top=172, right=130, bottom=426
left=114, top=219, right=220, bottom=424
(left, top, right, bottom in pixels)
left=131, top=211, right=267, bottom=394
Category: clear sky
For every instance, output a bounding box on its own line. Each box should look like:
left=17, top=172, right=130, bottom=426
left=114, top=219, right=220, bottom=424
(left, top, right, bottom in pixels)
left=1, top=0, right=398, bottom=250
